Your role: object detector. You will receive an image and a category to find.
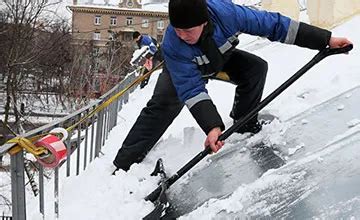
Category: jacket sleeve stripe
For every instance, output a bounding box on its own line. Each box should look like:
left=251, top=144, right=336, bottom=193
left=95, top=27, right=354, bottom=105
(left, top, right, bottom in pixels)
left=219, top=41, right=233, bottom=54
left=193, top=55, right=210, bottom=65
left=185, top=92, right=211, bottom=109
left=284, top=20, right=300, bottom=44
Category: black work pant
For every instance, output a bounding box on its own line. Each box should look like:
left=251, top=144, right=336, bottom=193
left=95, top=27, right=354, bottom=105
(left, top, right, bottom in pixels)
left=113, top=49, right=268, bottom=171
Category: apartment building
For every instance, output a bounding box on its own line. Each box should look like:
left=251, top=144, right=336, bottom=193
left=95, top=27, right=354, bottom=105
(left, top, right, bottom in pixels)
left=68, top=0, right=169, bottom=95
left=69, top=0, right=169, bottom=47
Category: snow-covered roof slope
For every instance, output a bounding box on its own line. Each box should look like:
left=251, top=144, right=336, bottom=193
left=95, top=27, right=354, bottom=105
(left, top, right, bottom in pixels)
left=26, top=14, right=360, bottom=220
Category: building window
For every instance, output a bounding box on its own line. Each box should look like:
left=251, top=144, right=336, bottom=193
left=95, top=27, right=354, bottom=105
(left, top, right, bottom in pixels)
left=94, top=15, right=101, bottom=25
left=127, top=0, right=134, bottom=7
left=93, top=32, right=101, bottom=40
left=110, top=16, right=117, bottom=26
left=141, top=19, right=149, bottom=28
left=126, top=17, right=133, bottom=26
left=93, top=47, right=100, bottom=56
left=157, top=20, right=164, bottom=30
left=123, top=32, right=132, bottom=42
left=157, top=34, right=163, bottom=42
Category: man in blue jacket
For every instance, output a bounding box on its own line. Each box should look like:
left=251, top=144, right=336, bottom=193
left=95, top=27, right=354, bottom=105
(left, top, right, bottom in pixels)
left=133, top=31, right=162, bottom=88
left=113, top=0, right=352, bottom=172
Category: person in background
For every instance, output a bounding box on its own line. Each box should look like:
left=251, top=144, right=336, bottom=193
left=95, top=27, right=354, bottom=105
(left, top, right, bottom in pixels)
left=113, top=0, right=352, bottom=172
left=132, top=31, right=163, bottom=89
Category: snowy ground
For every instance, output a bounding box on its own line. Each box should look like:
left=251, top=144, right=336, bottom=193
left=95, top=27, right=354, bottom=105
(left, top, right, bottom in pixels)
left=21, top=15, right=360, bottom=219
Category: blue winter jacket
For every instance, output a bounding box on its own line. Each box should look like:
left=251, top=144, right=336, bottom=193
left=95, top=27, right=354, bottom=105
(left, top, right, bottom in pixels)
left=162, top=0, right=331, bottom=134
left=162, top=0, right=300, bottom=108
left=138, top=35, right=158, bottom=55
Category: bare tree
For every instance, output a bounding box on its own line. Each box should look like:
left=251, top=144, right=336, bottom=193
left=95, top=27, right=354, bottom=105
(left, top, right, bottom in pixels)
left=60, top=40, right=96, bottom=110
left=0, top=1, right=136, bottom=132
left=105, top=31, right=133, bottom=77
left=96, top=30, right=133, bottom=94
left=0, top=0, right=71, bottom=131
left=0, top=193, right=12, bottom=213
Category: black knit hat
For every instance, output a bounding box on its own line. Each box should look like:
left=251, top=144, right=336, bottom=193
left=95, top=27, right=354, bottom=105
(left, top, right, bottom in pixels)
left=132, top=31, right=141, bottom=40
left=169, top=0, right=209, bottom=29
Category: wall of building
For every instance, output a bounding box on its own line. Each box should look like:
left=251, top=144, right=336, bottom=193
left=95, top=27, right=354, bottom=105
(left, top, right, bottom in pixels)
left=261, top=0, right=300, bottom=20
left=70, top=6, right=168, bottom=84
left=71, top=7, right=168, bottom=45
left=307, top=0, right=360, bottom=29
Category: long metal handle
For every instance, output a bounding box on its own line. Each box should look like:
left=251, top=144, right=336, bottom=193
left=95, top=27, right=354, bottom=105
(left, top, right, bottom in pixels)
left=145, top=44, right=353, bottom=202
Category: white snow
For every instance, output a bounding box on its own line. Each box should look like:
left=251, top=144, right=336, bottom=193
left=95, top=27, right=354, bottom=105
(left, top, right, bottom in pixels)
left=72, top=0, right=168, bottom=12
left=288, top=143, right=305, bottom=155
left=337, top=104, right=345, bottom=111
left=21, top=15, right=360, bottom=220
left=301, top=119, right=309, bottom=125
left=345, top=92, right=353, bottom=98
left=317, top=157, right=324, bottom=163
left=347, top=119, right=360, bottom=128
left=232, top=0, right=261, bottom=6
left=142, top=3, right=168, bottom=12
left=130, top=46, right=150, bottom=66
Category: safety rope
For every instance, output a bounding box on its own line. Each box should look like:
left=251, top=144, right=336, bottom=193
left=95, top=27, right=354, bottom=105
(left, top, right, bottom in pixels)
left=3, top=61, right=164, bottom=157
left=7, top=137, right=48, bottom=156
left=66, top=61, right=164, bottom=132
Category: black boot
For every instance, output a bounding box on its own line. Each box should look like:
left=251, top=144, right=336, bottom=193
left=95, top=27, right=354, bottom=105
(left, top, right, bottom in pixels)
left=235, top=120, right=262, bottom=134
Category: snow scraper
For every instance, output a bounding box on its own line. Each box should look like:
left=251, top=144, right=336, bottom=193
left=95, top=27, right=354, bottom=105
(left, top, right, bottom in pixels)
left=143, top=45, right=353, bottom=219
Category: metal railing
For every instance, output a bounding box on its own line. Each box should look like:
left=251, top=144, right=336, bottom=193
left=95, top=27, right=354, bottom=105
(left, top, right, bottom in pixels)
left=0, top=71, right=138, bottom=220
left=1, top=215, right=12, bottom=220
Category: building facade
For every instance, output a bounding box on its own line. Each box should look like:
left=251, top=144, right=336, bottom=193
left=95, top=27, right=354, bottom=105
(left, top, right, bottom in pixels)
left=68, top=1, right=169, bottom=95
left=69, top=1, right=169, bottom=47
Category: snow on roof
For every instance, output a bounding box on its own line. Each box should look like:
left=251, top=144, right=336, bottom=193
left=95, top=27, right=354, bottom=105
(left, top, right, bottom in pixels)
left=298, top=0, right=307, bottom=10
left=142, top=3, right=167, bottom=13
left=74, top=0, right=168, bottom=12
left=232, top=0, right=261, bottom=6
left=71, top=4, right=168, bottom=14
left=78, top=0, right=120, bottom=6
left=142, top=0, right=168, bottom=5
